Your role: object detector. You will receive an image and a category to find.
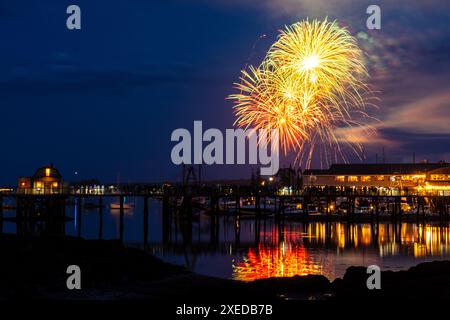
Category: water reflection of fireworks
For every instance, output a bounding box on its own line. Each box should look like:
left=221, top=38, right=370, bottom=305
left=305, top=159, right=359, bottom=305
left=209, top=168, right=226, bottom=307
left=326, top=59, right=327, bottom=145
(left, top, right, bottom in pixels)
left=232, top=227, right=335, bottom=281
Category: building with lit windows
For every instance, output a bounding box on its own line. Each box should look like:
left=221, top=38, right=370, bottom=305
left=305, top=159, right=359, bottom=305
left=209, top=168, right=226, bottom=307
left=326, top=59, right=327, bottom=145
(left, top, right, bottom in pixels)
left=302, top=163, right=450, bottom=195
left=18, top=164, right=64, bottom=194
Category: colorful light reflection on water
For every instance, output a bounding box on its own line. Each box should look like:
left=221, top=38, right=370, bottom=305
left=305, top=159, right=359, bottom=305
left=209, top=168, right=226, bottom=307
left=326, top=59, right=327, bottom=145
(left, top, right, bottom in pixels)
left=231, top=222, right=450, bottom=281
left=232, top=242, right=332, bottom=281
left=5, top=198, right=447, bottom=281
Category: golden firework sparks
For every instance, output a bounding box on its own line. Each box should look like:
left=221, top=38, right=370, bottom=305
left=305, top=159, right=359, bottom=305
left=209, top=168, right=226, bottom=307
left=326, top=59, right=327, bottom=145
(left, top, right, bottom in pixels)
left=228, top=18, right=376, bottom=167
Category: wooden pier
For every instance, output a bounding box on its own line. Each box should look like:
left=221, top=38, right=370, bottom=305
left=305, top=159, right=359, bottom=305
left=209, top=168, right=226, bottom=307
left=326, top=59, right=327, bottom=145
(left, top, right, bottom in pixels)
left=0, top=184, right=449, bottom=240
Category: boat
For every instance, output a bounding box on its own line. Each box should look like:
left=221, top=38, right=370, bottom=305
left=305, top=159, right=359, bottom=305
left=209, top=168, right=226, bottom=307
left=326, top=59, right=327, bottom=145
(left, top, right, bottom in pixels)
left=284, top=206, right=304, bottom=217
left=355, top=206, right=371, bottom=214
left=305, top=204, right=320, bottom=215
left=110, top=202, right=134, bottom=210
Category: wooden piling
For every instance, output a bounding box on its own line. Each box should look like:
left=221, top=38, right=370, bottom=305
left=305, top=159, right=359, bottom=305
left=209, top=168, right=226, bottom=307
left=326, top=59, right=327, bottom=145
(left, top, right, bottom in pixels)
left=302, top=196, right=307, bottom=216
left=143, top=195, right=149, bottom=244
left=98, top=197, right=103, bottom=239
left=0, top=196, right=3, bottom=234
left=16, top=196, right=22, bottom=236
left=445, top=197, right=449, bottom=220
left=375, top=197, right=380, bottom=223
left=162, top=195, right=170, bottom=244
left=415, top=196, right=420, bottom=221
left=77, top=196, right=82, bottom=238
left=119, top=195, right=124, bottom=242
left=255, top=194, right=260, bottom=219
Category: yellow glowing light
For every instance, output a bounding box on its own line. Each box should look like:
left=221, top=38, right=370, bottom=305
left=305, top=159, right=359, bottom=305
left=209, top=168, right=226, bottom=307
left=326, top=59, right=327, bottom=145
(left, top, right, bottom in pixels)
left=45, top=168, right=51, bottom=177
left=424, top=185, right=450, bottom=191
left=229, top=18, right=375, bottom=166
left=301, top=55, right=320, bottom=70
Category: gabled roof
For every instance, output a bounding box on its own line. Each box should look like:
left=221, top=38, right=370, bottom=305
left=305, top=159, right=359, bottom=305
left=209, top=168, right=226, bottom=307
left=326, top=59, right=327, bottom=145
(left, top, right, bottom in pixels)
left=426, top=166, right=450, bottom=175
left=33, top=165, right=62, bottom=180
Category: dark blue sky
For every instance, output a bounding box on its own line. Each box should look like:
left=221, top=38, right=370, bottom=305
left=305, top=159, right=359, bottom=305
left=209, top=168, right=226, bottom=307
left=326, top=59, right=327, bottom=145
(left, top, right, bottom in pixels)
left=1, top=0, right=450, bottom=184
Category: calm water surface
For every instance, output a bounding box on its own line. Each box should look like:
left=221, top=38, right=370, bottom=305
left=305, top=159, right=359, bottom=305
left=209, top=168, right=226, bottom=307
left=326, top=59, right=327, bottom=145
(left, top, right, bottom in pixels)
left=4, top=197, right=450, bottom=280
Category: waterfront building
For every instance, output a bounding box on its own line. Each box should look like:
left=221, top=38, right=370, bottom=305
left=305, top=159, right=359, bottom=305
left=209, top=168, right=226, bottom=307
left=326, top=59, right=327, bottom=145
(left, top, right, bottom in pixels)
left=302, top=162, right=450, bottom=195
left=18, top=164, right=64, bottom=194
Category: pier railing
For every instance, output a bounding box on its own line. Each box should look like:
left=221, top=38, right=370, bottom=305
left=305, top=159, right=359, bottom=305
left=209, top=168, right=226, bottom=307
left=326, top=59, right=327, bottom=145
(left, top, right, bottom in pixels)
left=1, top=184, right=449, bottom=198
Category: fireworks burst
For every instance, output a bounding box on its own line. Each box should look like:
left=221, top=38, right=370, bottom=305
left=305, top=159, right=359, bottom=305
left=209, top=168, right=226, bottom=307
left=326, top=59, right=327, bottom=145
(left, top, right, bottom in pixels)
left=229, top=18, right=376, bottom=168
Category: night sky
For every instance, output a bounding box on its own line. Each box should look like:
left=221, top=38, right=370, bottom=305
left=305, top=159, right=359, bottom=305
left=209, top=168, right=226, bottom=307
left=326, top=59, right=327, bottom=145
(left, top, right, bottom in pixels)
left=1, top=0, right=450, bottom=185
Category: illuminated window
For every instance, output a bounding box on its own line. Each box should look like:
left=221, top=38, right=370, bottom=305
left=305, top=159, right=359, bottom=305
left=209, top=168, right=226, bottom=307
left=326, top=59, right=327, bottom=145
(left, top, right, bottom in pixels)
left=361, top=176, right=371, bottom=182
left=45, top=168, right=51, bottom=177
left=308, top=176, right=317, bottom=183
left=36, top=182, right=42, bottom=188
left=348, top=176, right=358, bottom=182
left=335, top=176, right=345, bottom=182
left=401, top=175, right=411, bottom=181
left=431, top=174, right=448, bottom=181
left=52, top=182, right=58, bottom=188
left=376, top=175, right=384, bottom=181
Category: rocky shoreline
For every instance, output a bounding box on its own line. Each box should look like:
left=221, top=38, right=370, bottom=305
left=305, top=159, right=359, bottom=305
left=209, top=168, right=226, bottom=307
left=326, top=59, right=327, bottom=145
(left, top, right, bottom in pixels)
left=1, top=234, right=450, bottom=300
